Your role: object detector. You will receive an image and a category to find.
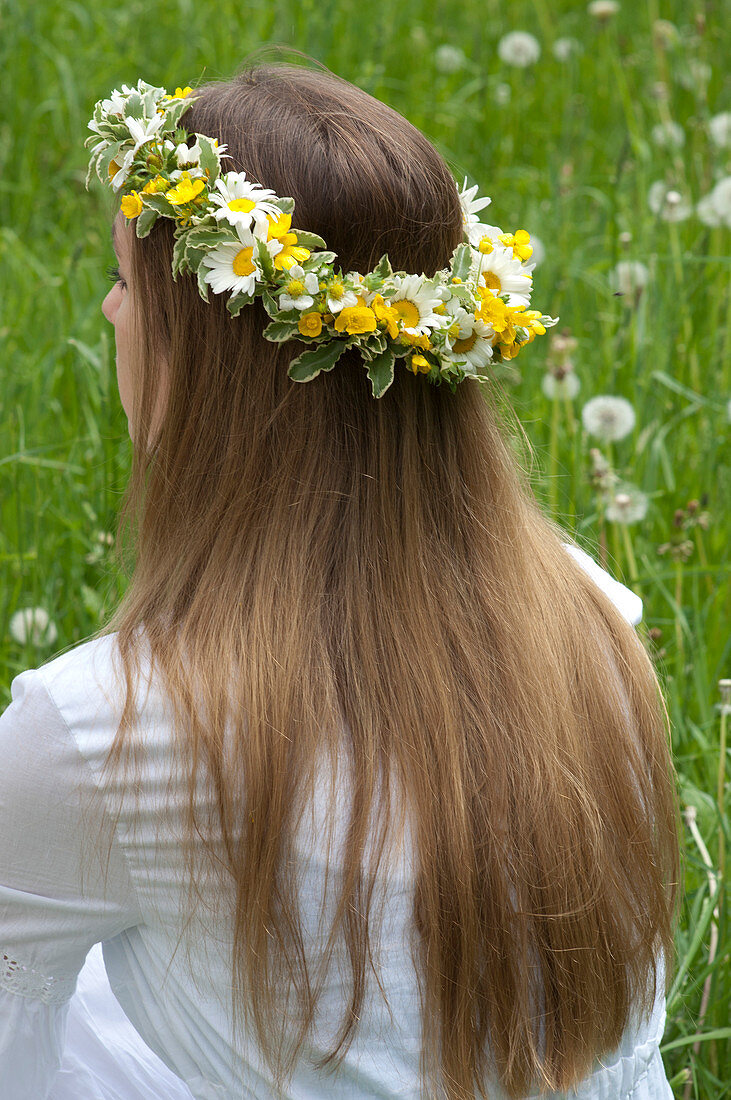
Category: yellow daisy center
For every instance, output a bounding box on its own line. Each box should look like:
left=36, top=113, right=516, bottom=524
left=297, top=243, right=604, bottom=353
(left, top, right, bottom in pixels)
left=228, top=198, right=256, bottom=212
left=392, top=300, right=420, bottom=328
left=483, top=273, right=502, bottom=292
left=232, top=247, right=255, bottom=277
left=453, top=333, right=477, bottom=354
left=329, top=281, right=345, bottom=299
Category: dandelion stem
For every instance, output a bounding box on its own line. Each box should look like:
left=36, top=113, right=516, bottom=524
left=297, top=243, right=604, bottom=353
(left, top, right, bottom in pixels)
left=619, top=522, right=641, bottom=596
left=549, top=395, right=560, bottom=515
left=718, top=692, right=728, bottom=905
left=694, top=528, right=713, bottom=596
left=674, top=559, right=684, bottom=680
left=668, top=221, right=700, bottom=393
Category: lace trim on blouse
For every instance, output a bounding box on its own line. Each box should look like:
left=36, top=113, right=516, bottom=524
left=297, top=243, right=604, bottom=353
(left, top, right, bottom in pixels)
left=1, top=951, right=75, bottom=1005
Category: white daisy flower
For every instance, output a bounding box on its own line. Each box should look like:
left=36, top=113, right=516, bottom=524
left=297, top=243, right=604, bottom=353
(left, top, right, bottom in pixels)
left=609, top=260, right=650, bottom=300
left=278, top=266, right=321, bottom=312
left=582, top=395, right=636, bottom=442
left=605, top=486, right=649, bottom=524
left=435, top=45, right=467, bottom=73
left=200, top=224, right=265, bottom=297
left=472, top=244, right=533, bottom=306
left=9, top=607, right=58, bottom=647
left=465, top=220, right=504, bottom=251
left=651, top=121, right=685, bottom=148
left=553, top=37, right=583, bottom=61
left=708, top=111, right=731, bottom=149
left=387, top=275, right=445, bottom=335
left=325, top=278, right=358, bottom=314
left=588, top=0, right=620, bottom=19
left=458, top=180, right=492, bottom=232
left=109, top=112, right=167, bottom=191
left=647, top=181, right=692, bottom=222
left=209, top=172, right=281, bottom=235
left=696, top=177, right=731, bottom=228
left=542, top=372, right=581, bottom=400
left=440, top=303, right=495, bottom=369
left=497, top=31, right=541, bottom=67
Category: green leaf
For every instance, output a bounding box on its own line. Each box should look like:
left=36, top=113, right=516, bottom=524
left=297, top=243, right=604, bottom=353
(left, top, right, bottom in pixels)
left=288, top=341, right=347, bottom=383
left=365, top=347, right=396, bottom=398
left=140, top=193, right=173, bottom=216
left=450, top=243, right=473, bottom=283
left=261, top=291, right=279, bottom=318
left=197, top=135, right=221, bottom=187
left=196, top=266, right=210, bottom=302
left=227, top=291, right=255, bottom=317
left=123, top=92, right=144, bottom=119
left=256, top=238, right=275, bottom=282
left=136, top=208, right=158, bottom=239
left=363, top=254, right=393, bottom=290
left=274, top=196, right=295, bottom=216
left=263, top=320, right=299, bottom=343
left=293, top=230, right=327, bottom=250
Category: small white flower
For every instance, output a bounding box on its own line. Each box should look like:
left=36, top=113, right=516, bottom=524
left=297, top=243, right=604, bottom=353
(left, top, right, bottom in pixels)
left=582, top=395, right=636, bottom=442
left=458, top=179, right=492, bottom=232
left=605, top=486, right=649, bottom=524
left=651, top=120, right=685, bottom=148
left=278, top=266, right=320, bottom=312
left=588, top=0, right=620, bottom=19
left=696, top=177, right=731, bottom=228
left=200, top=224, right=264, bottom=297
left=542, top=372, right=581, bottom=400
left=647, top=181, right=692, bottom=222
left=9, top=607, right=58, bottom=647
left=708, top=111, right=731, bottom=149
left=609, top=260, right=650, bottom=300
left=325, top=278, right=358, bottom=314
left=435, top=45, right=467, bottom=74
left=553, top=37, right=582, bottom=62
left=497, top=31, right=541, bottom=68
left=209, top=172, right=281, bottom=235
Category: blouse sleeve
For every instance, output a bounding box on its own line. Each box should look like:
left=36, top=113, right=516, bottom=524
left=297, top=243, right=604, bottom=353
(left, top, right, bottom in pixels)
left=0, top=666, right=142, bottom=1100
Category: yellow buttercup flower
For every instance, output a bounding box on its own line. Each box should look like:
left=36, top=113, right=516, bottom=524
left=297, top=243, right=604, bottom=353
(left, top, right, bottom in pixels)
left=410, top=354, right=431, bottom=374
left=163, top=86, right=194, bottom=101
left=475, top=288, right=510, bottom=331
left=498, top=230, right=532, bottom=262
left=120, top=190, right=143, bottom=218
left=142, top=175, right=170, bottom=194
left=266, top=212, right=293, bottom=240
left=298, top=312, right=323, bottom=337
left=166, top=172, right=206, bottom=206
left=334, top=300, right=377, bottom=335
left=478, top=236, right=494, bottom=254
left=400, top=331, right=431, bottom=350
left=371, top=294, right=400, bottom=339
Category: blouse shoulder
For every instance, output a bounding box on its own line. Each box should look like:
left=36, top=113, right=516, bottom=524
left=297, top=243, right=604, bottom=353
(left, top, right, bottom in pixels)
left=562, top=542, right=643, bottom=628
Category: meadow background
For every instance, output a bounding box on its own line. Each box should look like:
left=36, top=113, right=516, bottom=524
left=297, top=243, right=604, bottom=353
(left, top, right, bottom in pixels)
left=0, top=0, right=729, bottom=1094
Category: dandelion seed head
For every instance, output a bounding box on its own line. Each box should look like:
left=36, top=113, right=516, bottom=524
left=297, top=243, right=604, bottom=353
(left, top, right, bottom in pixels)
left=582, top=395, right=636, bottom=441
left=435, top=45, right=467, bottom=74
left=606, top=486, right=649, bottom=524
left=708, top=111, right=731, bottom=149
left=497, top=31, right=541, bottom=67
left=651, top=121, right=685, bottom=148
left=648, top=181, right=692, bottom=222
left=588, top=0, right=620, bottom=21
left=553, top=37, right=582, bottom=62
left=696, top=177, right=731, bottom=229
left=494, top=82, right=512, bottom=105
left=542, top=373, right=581, bottom=400
left=610, top=260, right=650, bottom=300
left=9, top=607, right=58, bottom=647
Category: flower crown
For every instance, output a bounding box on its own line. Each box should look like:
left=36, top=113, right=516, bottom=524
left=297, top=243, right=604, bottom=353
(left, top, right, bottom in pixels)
left=87, top=80, right=558, bottom=398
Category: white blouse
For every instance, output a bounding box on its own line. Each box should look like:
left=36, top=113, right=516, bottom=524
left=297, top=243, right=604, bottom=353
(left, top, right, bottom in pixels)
left=0, top=544, right=673, bottom=1100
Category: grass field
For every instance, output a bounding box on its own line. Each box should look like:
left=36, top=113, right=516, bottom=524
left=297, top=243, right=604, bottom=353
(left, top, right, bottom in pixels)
left=1, top=0, right=729, bottom=1094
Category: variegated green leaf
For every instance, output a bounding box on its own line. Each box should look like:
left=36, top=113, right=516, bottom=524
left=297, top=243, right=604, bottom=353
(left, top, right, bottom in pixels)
left=287, top=340, right=346, bottom=383
left=365, top=347, right=396, bottom=398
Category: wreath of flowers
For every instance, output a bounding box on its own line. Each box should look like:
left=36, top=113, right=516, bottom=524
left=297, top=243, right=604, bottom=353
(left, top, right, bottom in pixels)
left=87, top=80, right=558, bottom=398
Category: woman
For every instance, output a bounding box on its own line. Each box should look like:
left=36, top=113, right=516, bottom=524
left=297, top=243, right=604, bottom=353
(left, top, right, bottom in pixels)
left=0, top=61, right=680, bottom=1099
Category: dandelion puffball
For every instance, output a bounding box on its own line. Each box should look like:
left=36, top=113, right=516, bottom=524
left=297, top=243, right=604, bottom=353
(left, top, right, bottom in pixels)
left=497, top=31, right=541, bottom=67
left=605, top=487, right=649, bottom=524
left=696, top=177, right=731, bottom=229
left=582, top=395, right=636, bottom=442
left=9, top=607, right=58, bottom=647
left=542, top=373, right=581, bottom=400
left=708, top=111, right=731, bottom=149
left=610, top=261, right=650, bottom=299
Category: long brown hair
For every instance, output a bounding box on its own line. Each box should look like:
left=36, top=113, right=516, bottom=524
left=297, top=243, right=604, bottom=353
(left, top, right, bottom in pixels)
left=102, top=59, right=681, bottom=1099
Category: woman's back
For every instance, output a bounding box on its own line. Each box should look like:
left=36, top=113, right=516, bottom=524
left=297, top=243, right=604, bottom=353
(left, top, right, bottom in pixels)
left=5, top=544, right=671, bottom=1098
